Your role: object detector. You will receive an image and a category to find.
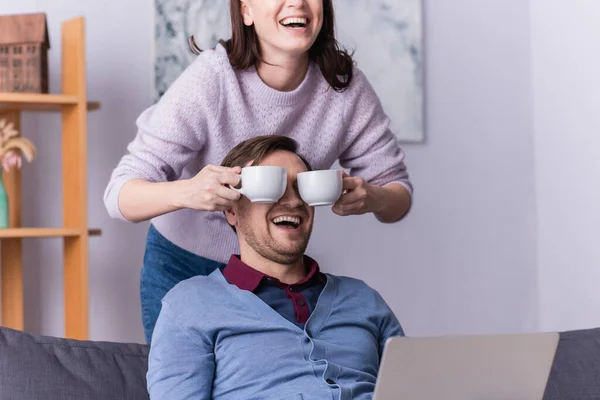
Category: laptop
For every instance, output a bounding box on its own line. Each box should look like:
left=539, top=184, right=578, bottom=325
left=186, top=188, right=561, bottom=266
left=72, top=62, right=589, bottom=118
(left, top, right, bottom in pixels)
left=373, top=332, right=560, bottom=400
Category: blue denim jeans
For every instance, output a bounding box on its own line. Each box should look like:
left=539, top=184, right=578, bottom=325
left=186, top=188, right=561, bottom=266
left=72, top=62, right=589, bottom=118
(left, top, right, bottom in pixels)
left=140, top=224, right=226, bottom=343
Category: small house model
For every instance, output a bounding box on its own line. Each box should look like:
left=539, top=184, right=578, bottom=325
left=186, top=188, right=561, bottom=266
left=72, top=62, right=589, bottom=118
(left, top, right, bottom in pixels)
left=0, top=13, right=50, bottom=93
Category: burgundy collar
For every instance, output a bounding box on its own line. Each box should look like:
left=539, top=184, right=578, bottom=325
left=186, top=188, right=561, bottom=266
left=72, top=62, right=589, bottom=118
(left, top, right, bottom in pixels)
left=222, top=254, right=325, bottom=292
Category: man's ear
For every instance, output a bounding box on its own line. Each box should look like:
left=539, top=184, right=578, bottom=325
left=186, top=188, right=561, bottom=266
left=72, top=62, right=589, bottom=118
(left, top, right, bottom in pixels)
left=240, top=0, right=254, bottom=26
left=225, top=207, right=238, bottom=228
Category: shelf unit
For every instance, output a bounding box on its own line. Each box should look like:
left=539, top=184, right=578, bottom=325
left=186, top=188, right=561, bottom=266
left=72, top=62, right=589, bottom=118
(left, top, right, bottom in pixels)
left=0, top=92, right=100, bottom=112
left=0, top=16, right=100, bottom=340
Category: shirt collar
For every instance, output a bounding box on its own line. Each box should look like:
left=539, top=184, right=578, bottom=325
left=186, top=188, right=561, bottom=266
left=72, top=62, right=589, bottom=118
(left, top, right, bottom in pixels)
left=222, top=254, right=325, bottom=292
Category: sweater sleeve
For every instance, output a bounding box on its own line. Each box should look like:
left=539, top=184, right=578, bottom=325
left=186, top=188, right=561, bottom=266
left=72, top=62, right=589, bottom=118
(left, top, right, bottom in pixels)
left=339, top=68, right=413, bottom=196
left=147, top=301, right=215, bottom=400
left=103, top=51, right=222, bottom=220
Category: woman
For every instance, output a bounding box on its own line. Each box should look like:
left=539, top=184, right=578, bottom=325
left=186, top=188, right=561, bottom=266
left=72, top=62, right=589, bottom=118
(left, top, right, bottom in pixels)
left=104, top=0, right=413, bottom=343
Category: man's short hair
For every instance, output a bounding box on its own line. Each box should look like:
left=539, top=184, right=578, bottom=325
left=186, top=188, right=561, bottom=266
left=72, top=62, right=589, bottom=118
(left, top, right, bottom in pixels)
left=221, top=135, right=312, bottom=171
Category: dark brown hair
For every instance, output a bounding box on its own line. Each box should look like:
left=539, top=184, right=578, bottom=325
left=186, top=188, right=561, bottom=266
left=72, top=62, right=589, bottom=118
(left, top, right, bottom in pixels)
left=221, top=135, right=312, bottom=171
left=189, top=0, right=354, bottom=92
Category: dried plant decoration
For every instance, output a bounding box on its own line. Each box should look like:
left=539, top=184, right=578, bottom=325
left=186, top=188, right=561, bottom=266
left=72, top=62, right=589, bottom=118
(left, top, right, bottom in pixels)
left=0, top=118, right=37, bottom=172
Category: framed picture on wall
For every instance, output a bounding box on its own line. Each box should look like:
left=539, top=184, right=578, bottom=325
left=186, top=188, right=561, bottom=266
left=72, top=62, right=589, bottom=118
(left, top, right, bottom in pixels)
left=154, top=0, right=424, bottom=142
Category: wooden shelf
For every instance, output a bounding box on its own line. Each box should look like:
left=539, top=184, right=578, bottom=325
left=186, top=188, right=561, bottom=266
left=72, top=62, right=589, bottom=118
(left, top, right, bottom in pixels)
left=1, top=16, right=99, bottom=340
left=0, top=93, right=100, bottom=112
left=0, top=228, right=102, bottom=239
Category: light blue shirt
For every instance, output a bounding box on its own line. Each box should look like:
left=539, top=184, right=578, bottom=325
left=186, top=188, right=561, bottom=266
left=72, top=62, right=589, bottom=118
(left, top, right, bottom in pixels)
left=147, top=268, right=403, bottom=399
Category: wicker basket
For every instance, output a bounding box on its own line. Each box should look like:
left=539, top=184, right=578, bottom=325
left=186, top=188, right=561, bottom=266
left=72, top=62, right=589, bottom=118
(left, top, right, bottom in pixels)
left=0, top=13, right=50, bottom=93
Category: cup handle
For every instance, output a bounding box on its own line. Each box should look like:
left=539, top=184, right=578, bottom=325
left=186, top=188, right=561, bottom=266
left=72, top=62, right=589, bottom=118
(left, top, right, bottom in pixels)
left=228, top=177, right=244, bottom=196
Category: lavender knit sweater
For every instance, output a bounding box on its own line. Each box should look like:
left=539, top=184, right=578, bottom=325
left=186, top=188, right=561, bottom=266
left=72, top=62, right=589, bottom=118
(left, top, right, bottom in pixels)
left=104, top=44, right=412, bottom=263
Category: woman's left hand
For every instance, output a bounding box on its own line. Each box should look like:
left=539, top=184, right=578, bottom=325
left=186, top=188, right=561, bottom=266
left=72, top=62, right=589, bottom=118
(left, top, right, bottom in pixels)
left=331, top=171, right=379, bottom=216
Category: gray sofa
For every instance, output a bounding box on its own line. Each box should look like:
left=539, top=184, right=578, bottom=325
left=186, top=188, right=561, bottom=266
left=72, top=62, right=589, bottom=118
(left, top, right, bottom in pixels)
left=1, top=326, right=600, bottom=399
left=0, top=326, right=149, bottom=400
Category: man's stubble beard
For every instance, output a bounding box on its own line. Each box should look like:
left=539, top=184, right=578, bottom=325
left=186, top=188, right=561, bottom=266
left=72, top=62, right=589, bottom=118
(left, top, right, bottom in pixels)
left=237, top=220, right=312, bottom=265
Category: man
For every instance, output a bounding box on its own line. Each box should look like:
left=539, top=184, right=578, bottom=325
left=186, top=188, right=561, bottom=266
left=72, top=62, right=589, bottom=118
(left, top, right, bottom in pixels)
left=147, top=135, right=403, bottom=400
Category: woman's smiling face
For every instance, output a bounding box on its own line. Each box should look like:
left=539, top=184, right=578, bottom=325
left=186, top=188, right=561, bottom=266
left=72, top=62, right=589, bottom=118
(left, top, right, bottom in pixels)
left=239, top=0, right=324, bottom=61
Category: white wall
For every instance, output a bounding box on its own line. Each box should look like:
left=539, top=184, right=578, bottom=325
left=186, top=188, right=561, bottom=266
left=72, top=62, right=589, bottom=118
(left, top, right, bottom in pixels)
left=531, top=0, right=600, bottom=332
left=311, top=0, right=538, bottom=336
left=1, top=0, right=542, bottom=342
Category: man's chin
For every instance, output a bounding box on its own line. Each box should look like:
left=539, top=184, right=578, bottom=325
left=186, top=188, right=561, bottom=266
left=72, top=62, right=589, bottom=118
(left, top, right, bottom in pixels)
left=271, top=225, right=303, bottom=239
left=270, top=242, right=309, bottom=264
left=277, top=236, right=308, bottom=249
left=270, top=253, right=305, bottom=266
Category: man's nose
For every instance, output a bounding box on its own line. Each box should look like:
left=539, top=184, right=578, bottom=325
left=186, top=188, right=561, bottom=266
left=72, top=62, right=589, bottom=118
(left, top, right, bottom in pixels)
left=286, top=0, right=305, bottom=9
left=278, top=185, right=304, bottom=208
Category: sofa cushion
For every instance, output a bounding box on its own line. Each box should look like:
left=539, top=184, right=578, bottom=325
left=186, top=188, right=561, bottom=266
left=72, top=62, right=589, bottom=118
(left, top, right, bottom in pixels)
left=544, top=327, right=600, bottom=399
left=0, top=326, right=149, bottom=400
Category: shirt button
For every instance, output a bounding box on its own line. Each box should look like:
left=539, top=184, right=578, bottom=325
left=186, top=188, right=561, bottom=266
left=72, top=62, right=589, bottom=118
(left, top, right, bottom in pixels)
left=326, top=379, right=336, bottom=385
left=289, top=286, right=295, bottom=292
left=297, top=299, right=306, bottom=306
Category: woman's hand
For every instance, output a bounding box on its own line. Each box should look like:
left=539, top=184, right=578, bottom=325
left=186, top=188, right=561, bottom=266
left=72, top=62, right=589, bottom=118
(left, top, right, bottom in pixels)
left=118, top=165, right=242, bottom=223
left=332, top=171, right=411, bottom=223
left=332, top=171, right=379, bottom=217
left=177, top=165, right=242, bottom=211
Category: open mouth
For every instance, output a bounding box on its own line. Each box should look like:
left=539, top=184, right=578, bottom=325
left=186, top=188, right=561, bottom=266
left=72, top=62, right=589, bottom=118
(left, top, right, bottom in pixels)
left=279, top=17, right=309, bottom=29
left=272, top=215, right=301, bottom=229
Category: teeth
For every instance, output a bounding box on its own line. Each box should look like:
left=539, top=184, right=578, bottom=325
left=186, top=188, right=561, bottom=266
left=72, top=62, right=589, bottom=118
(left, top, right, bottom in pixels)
left=272, top=216, right=301, bottom=225
left=280, top=17, right=307, bottom=26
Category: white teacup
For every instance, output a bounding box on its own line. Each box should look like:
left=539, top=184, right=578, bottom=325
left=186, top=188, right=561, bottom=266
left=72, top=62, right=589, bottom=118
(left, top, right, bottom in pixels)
left=297, top=169, right=343, bottom=206
left=231, top=166, right=287, bottom=203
